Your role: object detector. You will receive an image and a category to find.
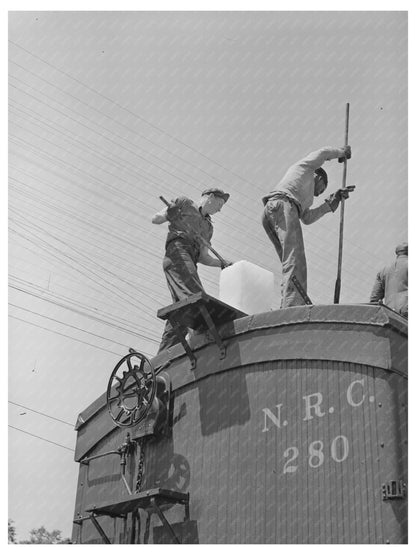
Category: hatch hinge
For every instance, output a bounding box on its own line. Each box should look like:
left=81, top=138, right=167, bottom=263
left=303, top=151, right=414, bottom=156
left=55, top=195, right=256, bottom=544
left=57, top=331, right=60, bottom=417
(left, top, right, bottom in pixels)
left=382, top=480, right=406, bottom=500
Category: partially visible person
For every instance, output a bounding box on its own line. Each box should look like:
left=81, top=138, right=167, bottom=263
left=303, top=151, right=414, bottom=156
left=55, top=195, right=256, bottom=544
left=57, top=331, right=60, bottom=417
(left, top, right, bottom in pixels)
left=152, top=188, right=232, bottom=352
left=370, top=242, right=408, bottom=318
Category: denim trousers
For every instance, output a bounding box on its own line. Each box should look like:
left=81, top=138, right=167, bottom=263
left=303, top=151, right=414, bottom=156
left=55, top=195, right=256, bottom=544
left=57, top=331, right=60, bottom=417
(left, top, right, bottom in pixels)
left=262, top=198, right=307, bottom=308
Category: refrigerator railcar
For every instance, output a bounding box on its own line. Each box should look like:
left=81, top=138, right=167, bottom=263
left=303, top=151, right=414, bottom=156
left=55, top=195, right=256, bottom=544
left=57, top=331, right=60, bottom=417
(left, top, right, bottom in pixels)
left=71, top=304, right=407, bottom=544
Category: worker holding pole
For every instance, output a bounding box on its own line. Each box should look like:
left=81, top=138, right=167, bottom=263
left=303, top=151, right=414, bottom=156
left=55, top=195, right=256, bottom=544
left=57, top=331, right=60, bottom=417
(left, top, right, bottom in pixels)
left=261, top=146, right=355, bottom=308
left=152, top=188, right=232, bottom=352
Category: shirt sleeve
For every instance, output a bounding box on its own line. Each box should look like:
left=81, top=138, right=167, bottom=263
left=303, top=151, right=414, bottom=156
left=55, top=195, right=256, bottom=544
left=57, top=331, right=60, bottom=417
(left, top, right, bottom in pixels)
left=174, top=196, right=192, bottom=209
left=300, top=147, right=345, bottom=170
left=301, top=201, right=332, bottom=225
left=369, top=272, right=385, bottom=303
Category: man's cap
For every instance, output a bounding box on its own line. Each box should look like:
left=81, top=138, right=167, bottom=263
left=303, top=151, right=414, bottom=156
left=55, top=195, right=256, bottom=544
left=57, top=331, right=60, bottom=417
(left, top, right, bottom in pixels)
left=201, top=188, right=230, bottom=203
left=314, top=167, right=328, bottom=186
left=395, top=242, right=408, bottom=255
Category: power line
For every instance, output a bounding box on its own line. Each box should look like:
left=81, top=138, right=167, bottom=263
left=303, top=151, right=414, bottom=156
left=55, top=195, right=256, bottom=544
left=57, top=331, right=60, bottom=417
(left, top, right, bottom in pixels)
left=8, top=43, right=388, bottom=266
left=9, top=401, right=74, bottom=427
left=8, top=425, right=74, bottom=452
left=9, top=78, right=207, bottom=193
left=9, top=314, right=124, bottom=357
left=8, top=281, right=161, bottom=345
left=8, top=302, right=145, bottom=350
left=9, top=218, right=157, bottom=315
left=8, top=50, right=231, bottom=187
left=8, top=187, right=171, bottom=300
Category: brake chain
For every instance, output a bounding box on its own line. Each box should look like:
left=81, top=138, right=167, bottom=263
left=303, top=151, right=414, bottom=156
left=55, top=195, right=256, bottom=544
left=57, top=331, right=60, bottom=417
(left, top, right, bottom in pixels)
left=135, top=438, right=147, bottom=493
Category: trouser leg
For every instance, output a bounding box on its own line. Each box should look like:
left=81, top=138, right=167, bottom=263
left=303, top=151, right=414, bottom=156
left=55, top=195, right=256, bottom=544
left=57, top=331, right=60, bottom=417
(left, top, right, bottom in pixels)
left=158, top=241, right=205, bottom=352
left=263, top=200, right=307, bottom=308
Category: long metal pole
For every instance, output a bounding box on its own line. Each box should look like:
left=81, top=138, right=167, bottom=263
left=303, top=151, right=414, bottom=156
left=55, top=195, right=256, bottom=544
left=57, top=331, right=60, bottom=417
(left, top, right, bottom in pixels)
left=334, top=103, right=350, bottom=304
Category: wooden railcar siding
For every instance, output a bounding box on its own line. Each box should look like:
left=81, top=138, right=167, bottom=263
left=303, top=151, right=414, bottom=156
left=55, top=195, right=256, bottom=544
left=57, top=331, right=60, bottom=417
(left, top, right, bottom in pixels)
left=73, top=359, right=406, bottom=543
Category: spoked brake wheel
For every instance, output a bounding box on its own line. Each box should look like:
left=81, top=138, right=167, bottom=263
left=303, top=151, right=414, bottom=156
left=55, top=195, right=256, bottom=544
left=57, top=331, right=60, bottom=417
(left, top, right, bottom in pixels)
left=106, top=351, right=156, bottom=427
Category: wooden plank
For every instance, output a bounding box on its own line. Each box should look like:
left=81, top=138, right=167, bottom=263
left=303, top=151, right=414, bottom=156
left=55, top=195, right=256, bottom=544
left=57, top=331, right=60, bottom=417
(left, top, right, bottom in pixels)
left=157, top=291, right=247, bottom=328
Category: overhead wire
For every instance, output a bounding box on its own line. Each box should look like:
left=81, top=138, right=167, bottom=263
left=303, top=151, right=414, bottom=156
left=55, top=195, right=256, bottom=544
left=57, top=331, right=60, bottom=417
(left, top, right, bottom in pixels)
left=9, top=216, right=160, bottom=316
left=8, top=110, right=384, bottom=286
left=9, top=43, right=383, bottom=313
left=9, top=281, right=162, bottom=344
left=9, top=302, right=157, bottom=349
left=9, top=314, right=129, bottom=357
left=8, top=39, right=389, bottom=266
left=8, top=125, right=269, bottom=263
left=8, top=425, right=75, bottom=452
left=8, top=193, right=169, bottom=304
left=9, top=79, right=324, bottom=267
left=9, top=401, right=75, bottom=427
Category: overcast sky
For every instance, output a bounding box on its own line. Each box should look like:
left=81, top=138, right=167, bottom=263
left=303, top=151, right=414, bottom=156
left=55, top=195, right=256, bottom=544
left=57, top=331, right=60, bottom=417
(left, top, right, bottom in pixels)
left=7, top=7, right=408, bottom=542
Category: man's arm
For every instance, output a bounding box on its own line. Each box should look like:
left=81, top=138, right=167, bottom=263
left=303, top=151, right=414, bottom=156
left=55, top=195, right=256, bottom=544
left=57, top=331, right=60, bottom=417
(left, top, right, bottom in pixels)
left=301, top=202, right=332, bottom=225
left=151, top=208, right=168, bottom=224
left=151, top=196, right=186, bottom=224
left=369, top=272, right=385, bottom=303
left=198, top=245, right=222, bottom=267
left=198, top=245, right=232, bottom=269
left=301, top=146, right=351, bottom=170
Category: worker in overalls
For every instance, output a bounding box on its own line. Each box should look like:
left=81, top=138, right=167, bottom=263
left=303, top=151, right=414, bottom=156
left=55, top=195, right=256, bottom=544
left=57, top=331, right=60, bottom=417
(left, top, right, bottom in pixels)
left=152, top=188, right=232, bottom=352
left=370, top=242, right=408, bottom=317
left=262, top=146, right=355, bottom=308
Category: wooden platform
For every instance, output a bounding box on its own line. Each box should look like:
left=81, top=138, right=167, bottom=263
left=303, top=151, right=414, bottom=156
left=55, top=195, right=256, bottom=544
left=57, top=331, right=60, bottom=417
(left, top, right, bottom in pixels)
left=157, top=291, right=247, bottom=330
left=86, top=488, right=189, bottom=517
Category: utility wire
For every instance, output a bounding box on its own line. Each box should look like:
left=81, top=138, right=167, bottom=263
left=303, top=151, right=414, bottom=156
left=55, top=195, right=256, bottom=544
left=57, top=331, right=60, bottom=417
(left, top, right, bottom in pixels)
left=9, top=219, right=158, bottom=315
left=9, top=45, right=387, bottom=265
left=8, top=302, right=150, bottom=349
left=9, top=51, right=229, bottom=187
left=9, top=281, right=162, bottom=343
left=9, top=401, right=74, bottom=427
left=9, top=274, right=162, bottom=341
left=9, top=425, right=74, bottom=452
left=9, top=314, right=125, bottom=357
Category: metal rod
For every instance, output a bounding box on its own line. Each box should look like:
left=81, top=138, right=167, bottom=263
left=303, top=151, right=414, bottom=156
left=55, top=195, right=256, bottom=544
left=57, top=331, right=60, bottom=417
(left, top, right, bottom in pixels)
left=150, top=498, right=180, bottom=544
left=121, top=473, right=132, bottom=496
left=89, top=514, right=111, bottom=544
left=159, top=195, right=228, bottom=267
left=334, top=103, right=350, bottom=304
left=80, top=450, right=120, bottom=465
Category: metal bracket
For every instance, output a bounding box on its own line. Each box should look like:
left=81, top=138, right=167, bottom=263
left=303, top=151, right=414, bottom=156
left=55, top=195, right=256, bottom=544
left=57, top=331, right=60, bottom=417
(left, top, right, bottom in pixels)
left=157, top=292, right=246, bottom=370
left=150, top=497, right=180, bottom=544
left=198, top=304, right=226, bottom=359
left=382, top=480, right=406, bottom=500
left=89, top=514, right=112, bottom=544
left=169, top=316, right=196, bottom=370
left=290, top=274, right=313, bottom=305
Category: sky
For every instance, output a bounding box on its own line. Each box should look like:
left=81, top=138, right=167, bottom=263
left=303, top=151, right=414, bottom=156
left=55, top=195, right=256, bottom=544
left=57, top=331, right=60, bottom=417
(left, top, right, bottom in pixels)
left=6, top=4, right=410, bottom=544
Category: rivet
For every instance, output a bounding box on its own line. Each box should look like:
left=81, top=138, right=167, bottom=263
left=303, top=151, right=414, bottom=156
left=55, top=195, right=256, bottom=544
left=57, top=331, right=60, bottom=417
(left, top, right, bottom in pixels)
left=380, top=442, right=384, bottom=448
left=378, top=403, right=382, bottom=407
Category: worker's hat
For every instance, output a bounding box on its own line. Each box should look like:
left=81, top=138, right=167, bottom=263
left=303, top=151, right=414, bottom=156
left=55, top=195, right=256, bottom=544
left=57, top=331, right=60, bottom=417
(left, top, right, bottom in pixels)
left=201, top=188, right=230, bottom=203
left=395, top=242, right=408, bottom=255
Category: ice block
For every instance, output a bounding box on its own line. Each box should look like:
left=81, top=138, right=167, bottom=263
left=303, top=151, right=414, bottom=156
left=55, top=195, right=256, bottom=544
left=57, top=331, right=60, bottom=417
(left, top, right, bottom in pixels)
left=219, top=260, right=274, bottom=315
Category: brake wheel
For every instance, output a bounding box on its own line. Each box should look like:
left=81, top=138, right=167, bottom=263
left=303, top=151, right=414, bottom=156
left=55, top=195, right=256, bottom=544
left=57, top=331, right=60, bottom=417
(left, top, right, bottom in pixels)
left=106, top=352, right=156, bottom=427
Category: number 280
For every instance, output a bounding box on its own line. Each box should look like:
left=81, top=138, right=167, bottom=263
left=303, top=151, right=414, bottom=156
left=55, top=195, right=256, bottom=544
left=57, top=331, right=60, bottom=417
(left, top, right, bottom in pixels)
left=283, top=436, right=349, bottom=474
